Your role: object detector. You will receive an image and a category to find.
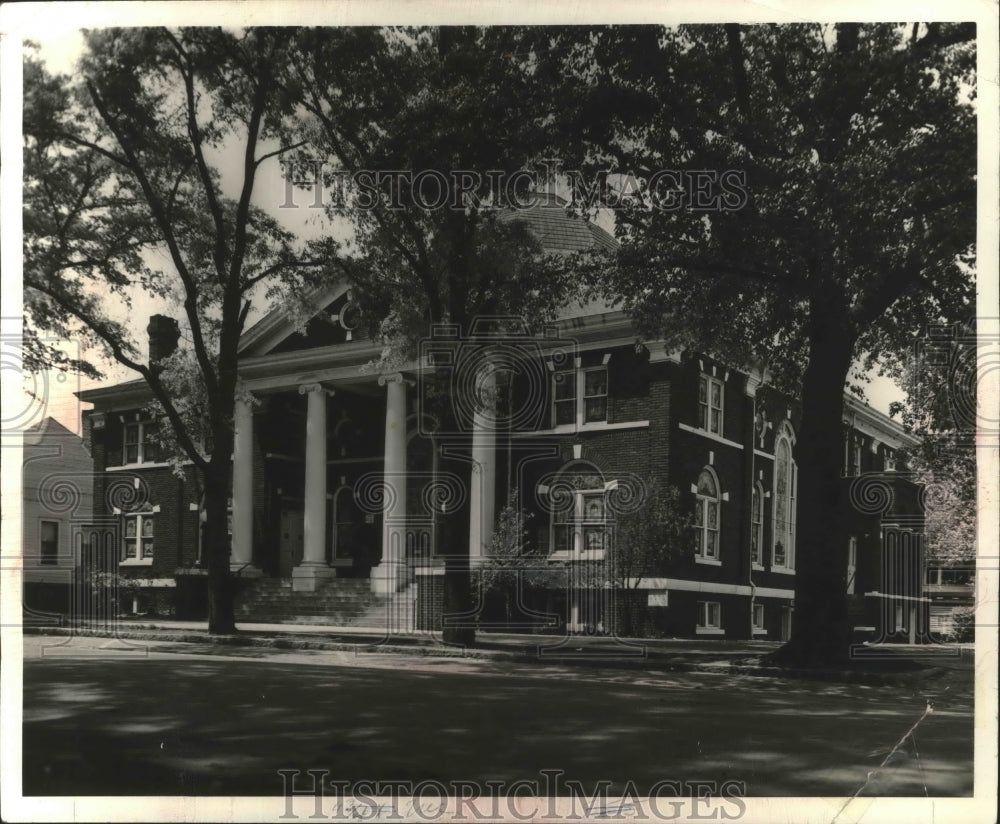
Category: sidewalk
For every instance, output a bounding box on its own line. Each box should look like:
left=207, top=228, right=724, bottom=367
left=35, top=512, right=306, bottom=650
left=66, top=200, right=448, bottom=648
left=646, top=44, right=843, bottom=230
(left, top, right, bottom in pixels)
left=22, top=617, right=975, bottom=684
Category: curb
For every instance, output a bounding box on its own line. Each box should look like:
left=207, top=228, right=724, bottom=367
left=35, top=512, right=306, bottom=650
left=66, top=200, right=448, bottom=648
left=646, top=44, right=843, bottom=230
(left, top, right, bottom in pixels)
left=21, top=627, right=957, bottom=685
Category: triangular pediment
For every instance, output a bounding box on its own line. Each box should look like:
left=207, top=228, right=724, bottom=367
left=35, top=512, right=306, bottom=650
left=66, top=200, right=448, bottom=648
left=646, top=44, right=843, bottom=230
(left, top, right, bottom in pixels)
left=238, top=281, right=364, bottom=358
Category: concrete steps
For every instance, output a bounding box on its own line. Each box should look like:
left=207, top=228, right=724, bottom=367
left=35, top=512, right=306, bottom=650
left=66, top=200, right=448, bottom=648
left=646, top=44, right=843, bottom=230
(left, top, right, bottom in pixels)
left=235, top=578, right=417, bottom=631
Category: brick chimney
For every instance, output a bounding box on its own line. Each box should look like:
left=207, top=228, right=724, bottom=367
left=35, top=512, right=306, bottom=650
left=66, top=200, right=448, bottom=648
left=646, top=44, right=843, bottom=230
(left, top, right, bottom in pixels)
left=147, top=314, right=180, bottom=364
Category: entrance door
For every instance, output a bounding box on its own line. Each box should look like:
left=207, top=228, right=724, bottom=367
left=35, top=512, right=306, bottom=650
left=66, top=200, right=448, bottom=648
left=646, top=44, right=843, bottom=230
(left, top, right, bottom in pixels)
left=279, top=508, right=304, bottom=578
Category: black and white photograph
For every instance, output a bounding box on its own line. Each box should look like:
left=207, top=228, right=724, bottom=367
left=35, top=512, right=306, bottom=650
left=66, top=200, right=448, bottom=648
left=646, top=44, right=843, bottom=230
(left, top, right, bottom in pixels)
left=1, top=1, right=997, bottom=822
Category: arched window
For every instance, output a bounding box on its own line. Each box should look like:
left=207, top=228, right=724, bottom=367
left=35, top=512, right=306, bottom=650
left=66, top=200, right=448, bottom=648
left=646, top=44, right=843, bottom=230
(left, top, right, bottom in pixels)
left=695, top=467, right=720, bottom=561
left=544, top=461, right=610, bottom=559
left=773, top=423, right=797, bottom=569
left=751, top=482, right=764, bottom=566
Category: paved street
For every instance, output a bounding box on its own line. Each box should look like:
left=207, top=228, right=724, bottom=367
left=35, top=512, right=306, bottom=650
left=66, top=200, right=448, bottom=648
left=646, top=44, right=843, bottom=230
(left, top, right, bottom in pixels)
left=21, top=635, right=973, bottom=798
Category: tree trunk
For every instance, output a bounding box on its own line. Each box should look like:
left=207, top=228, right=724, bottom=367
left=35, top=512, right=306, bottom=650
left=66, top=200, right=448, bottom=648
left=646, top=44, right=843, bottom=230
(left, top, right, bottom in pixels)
left=204, top=459, right=237, bottom=635
left=772, top=322, right=855, bottom=666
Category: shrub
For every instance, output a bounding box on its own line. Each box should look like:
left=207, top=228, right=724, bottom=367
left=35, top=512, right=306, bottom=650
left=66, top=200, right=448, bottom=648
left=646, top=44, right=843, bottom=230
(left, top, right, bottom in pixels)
left=945, top=606, right=975, bottom=643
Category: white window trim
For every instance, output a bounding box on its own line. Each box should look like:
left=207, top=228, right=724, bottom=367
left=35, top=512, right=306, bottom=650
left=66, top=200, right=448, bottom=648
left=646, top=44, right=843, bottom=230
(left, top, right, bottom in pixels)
left=548, top=480, right=615, bottom=562
left=772, top=425, right=797, bottom=571
left=120, top=511, right=155, bottom=567
left=751, top=481, right=764, bottom=567
left=581, top=366, right=609, bottom=425
left=752, top=603, right=767, bottom=634
left=698, top=374, right=725, bottom=437
left=122, top=420, right=160, bottom=467
left=551, top=365, right=609, bottom=429
left=694, top=466, right=721, bottom=562
left=519, top=420, right=650, bottom=437
left=696, top=600, right=723, bottom=634
left=677, top=422, right=744, bottom=450
left=106, top=462, right=173, bottom=472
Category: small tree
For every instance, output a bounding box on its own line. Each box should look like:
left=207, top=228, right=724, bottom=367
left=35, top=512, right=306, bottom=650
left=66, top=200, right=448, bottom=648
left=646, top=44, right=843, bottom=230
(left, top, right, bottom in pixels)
left=608, top=482, right=692, bottom=635
left=478, top=488, right=535, bottom=627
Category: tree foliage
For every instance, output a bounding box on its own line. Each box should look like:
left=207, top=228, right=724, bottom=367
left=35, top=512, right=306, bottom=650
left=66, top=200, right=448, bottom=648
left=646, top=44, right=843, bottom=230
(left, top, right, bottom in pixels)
left=476, top=488, right=540, bottom=625
left=276, top=27, right=587, bottom=644
left=610, top=482, right=693, bottom=590
left=890, top=316, right=978, bottom=565
left=276, top=27, right=580, bottom=354
left=537, top=23, right=976, bottom=663
left=24, top=29, right=337, bottom=633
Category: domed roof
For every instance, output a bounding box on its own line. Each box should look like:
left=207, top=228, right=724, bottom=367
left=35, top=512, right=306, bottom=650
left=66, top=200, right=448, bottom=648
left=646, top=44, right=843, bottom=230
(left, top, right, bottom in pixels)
left=499, top=191, right=617, bottom=254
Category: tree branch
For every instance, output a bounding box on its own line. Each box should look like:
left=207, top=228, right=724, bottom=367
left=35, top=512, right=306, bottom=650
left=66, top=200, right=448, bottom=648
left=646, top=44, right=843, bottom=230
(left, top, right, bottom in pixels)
left=162, top=28, right=230, bottom=284
left=24, top=275, right=209, bottom=471
left=255, top=139, right=309, bottom=169
left=85, top=79, right=219, bottom=403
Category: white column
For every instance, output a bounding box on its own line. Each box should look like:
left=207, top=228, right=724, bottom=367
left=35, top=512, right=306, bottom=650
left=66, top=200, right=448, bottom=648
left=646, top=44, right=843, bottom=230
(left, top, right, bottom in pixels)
left=371, top=373, right=408, bottom=594
left=469, top=367, right=497, bottom=564
left=231, top=395, right=259, bottom=574
left=293, top=383, right=336, bottom=591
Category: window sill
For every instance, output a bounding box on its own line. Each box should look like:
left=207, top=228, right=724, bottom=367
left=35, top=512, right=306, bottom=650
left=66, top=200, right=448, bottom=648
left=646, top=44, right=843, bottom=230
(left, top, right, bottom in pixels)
left=752, top=628, right=768, bottom=636
left=516, top=420, right=650, bottom=437
left=695, top=556, right=722, bottom=566
left=751, top=562, right=765, bottom=571
left=696, top=626, right=725, bottom=635
left=120, top=559, right=154, bottom=567
left=107, top=462, right=173, bottom=472
left=677, top=423, right=743, bottom=450
left=771, top=566, right=796, bottom=575
left=547, top=550, right=606, bottom=562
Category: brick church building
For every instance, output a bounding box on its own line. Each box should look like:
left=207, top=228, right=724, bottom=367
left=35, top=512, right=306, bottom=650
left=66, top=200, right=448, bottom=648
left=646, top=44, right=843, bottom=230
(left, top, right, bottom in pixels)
left=75, top=199, right=928, bottom=642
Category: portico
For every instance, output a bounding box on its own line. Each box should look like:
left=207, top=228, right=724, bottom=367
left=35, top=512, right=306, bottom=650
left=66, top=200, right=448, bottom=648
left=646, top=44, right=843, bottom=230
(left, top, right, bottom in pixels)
left=229, top=358, right=433, bottom=593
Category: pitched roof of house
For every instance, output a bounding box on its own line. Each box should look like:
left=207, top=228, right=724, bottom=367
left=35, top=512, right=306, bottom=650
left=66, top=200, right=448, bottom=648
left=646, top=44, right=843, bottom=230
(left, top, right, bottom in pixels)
left=23, top=416, right=80, bottom=445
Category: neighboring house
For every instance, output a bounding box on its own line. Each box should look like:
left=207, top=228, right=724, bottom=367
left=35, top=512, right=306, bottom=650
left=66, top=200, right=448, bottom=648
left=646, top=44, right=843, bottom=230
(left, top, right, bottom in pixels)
left=924, top=563, right=976, bottom=638
left=76, top=196, right=929, bottom=640
left=22, top=417, right=95, bottom=620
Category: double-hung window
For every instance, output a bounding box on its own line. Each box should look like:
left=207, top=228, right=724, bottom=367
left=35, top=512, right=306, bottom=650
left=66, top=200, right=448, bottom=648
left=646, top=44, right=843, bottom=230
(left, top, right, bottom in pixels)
left=551, top=366, right=608, bottom=427
left=582, top=368, right=608, bottom=423
left=697, top=601, right=722, bottom=633
left=699, top=375, right=724, bottom=435
left=122, top=511, right=154, bottom=564
left=124, top=421, right=159, bottom=465
left=751, top=482, right=764, bottom=566
left=553, top=370, right=577, bottom=426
